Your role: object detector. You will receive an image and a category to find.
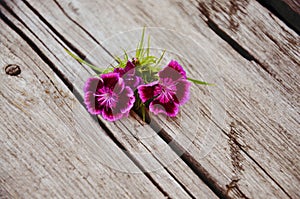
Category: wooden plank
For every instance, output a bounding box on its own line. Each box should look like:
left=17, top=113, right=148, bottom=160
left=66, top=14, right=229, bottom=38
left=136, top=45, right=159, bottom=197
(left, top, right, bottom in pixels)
left=2, top=0, right=299, bottom=198
left=281, top=0, right=300, bottom=14
left=0, top=20, right=166, bottom=199
left=33, top=1, right=299, bottom=198
left=258, top=0, right=300, bottom=33
left=196, top=0, right=300, bottom=106
left=50, top=1, right=299, bottom=198
left=0, top=1, right=218, bottom=199
left=0, top=0, right=288, bottom=199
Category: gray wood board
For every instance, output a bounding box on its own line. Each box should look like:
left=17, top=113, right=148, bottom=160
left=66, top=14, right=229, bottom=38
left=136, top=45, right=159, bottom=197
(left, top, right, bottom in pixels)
left=1, top=0, right=299, bottom=198
left=0, top=1, right=218, bottom=199
left=0, top=20, right=167, bottom=199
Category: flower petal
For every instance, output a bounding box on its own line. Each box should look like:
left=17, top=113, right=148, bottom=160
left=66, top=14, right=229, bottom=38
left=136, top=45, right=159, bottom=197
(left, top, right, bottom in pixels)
left=102, top=107, right=124, bottom=121
left=168, top=60, right=187, bottom=78
left=84, top=91, right=102, bottom=115
left=149, top=99, right=179, bottom=117
left=101, top=72, right=121, bottom=91
left=113, top=67, right=125, bottom=76
left=115, top=86, right=135, bottom=114
left=84, top=77, right=103, bottom=93
left=137, top=81, right=159, bottom=103
left=174, top=79, right=191, bottom=105
left=123, top=74, right=143, bottom=90
left=158, top=60, right=187, bottom=81
left=124, top=60, right=135, bottom=74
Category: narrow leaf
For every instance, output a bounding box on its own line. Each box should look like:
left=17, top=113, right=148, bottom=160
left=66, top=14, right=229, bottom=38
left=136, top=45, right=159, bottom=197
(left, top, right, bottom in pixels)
left=187, top=77, right=215, bottom=86
left=65, top=49, right=103, bottom=73
left=136, top=27, right=146, bottom=59
left=154, top=49, right=166, bottom=67
left=147, top=35, right=151, bottom=57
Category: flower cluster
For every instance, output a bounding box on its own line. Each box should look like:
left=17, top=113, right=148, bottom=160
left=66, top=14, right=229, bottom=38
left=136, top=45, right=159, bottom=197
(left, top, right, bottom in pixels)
left=67, top=29, right=212, bottom=122
left=84, top=59, right=191, bottom=121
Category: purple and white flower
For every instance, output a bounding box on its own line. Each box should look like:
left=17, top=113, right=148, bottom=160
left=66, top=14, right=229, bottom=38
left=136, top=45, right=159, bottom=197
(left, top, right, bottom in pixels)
left=137, top=60, right=191, bottom=117
left=84, top=72, right=135, bottom=121
left=114, top=60, right=143, bottom=90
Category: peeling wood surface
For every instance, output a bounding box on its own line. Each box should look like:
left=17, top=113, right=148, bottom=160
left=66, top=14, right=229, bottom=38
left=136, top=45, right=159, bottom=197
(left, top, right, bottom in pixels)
left=1, top=0, right=299, bottom=198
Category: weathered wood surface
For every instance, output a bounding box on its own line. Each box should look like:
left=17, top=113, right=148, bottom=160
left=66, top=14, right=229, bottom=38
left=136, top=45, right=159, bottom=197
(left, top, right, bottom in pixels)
left=196, top=0, right=300, bottom=106
left=0, top=3, right=218, bottom=199
left=259, top=0, right=300, bottom=33
left=0, top=20, right=168, bottom=199
left=1, top=0, right=299, bottom=198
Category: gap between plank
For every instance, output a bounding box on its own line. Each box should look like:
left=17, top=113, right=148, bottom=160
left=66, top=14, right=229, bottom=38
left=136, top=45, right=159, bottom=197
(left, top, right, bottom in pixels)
left=194, top=2, right=293, bottom=198
left=256, top=0, right=300, bottom=34
left=11, top=1, right=289, bottom=198
left=0, top=1, right=230, bottom=199
left=0, top=4, right=172, bottom=198
left=196, top=1, right=292, bottom=92
left=46, top=1, right=292, bottom=197
left=12, top=1, right=233, bottom=198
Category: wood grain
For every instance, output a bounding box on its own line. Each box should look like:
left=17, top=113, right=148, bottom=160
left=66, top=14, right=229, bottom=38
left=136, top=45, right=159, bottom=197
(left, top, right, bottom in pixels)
left=0, top=20, right=168, bottom=199
left=196, top=0, right=300, bottom=106
left=32, top=0, right=298, bottom=198
left=0, top=1, right=218, bottom=199
left=282, top=0, right=300, bottom=14
left=258, top=0, right=300, bottom=33
left=1, top=0, right=299, bottom=198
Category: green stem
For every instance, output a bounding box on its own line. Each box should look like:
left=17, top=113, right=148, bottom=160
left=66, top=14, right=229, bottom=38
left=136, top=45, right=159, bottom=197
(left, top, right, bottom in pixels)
left=141, top=104, right=146, bottom=122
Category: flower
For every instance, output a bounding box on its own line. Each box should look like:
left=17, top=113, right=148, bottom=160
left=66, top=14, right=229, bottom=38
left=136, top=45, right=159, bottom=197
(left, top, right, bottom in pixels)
left=84, top=72, right=135, bottom=121
left=114, top=60, right=143, bottom=90
left=137, top=60, right=191, bottom=117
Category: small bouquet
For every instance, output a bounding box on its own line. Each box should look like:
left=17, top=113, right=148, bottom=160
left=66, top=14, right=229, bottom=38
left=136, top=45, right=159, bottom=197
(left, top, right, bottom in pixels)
left=67, top=29, right=212, bottom=122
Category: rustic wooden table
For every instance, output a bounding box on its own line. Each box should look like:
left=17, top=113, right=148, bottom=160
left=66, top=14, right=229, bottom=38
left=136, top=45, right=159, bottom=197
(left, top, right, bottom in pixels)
left=1, top=0, right=299, bottom=198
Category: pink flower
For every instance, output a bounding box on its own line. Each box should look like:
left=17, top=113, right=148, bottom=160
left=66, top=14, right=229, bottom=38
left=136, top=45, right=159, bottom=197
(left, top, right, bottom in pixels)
left=84, top=73, right=135, bottom=121
left=113, top=60, right=143, bottom=90
left=137, top=60, right=191, bottom=117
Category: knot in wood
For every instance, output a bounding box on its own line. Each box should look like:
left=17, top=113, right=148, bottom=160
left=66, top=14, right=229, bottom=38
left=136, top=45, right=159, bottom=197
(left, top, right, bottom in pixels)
left=5, top=64, right=21, bottom=76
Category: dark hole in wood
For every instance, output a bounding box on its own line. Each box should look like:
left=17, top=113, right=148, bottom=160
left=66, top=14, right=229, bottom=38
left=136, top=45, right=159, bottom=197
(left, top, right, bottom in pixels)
left=5, top=64, right=21, bottom=76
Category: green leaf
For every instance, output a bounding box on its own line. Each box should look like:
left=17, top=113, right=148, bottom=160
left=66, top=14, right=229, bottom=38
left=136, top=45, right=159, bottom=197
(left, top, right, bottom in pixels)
left=122, top=49, right=129, bottom=61
left=136, top=27, right=146, bottom=59
left=65, top=49, right=103, bottom=73
left=154, top=49, right=166, bottom=67
left=187, top=77, right=215, bottom=86
left=147, top=35, right=151, bottom=57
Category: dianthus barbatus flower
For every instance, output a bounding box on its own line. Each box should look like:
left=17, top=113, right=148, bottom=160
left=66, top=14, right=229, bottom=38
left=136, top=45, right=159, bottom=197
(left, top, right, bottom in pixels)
left=137, top=60, right=191, bottom=117
left=113, top=60, right=143, bottom=90
left=84, top=73, right=135, bottom=121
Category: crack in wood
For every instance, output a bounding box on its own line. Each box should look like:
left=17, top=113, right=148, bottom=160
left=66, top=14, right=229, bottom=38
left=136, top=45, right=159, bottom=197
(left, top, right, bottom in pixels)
left=130, top=102, right=231, bottom=198
left=197, top=106, right=295, bottom=199
left=257, top=0, right=300, bottom=34
left=134, top=108, right=232, bottom=199
left=226, top=121, right=249, bottom=198
left=196, top=0, right=296, bottom=102
left=197, top=1, right=256, bottom=62
left=0, top=3, right=74, bottom=92
left=10, top=1, right=229, bottom=197
left=0, top=4, right=173, bottom=198
left=52, top=0, right=115, bottom=62
left=3, top=0, right=297, bottom=198
left=229, top=122, right=245, bottom=174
